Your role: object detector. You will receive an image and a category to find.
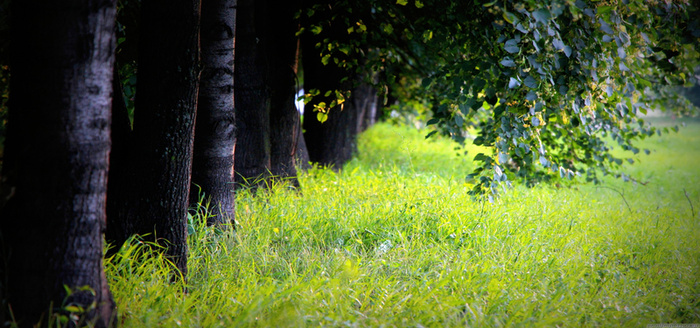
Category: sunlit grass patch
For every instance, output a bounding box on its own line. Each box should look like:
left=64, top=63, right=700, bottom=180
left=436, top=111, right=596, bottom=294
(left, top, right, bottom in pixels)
left=107, top=122, right=700, bottom=327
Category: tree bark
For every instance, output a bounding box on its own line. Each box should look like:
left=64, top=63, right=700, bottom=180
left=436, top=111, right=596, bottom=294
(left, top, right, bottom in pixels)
left=190, top=0, right=237, bottom=225
left=268, top=0, right=301, bottom=187
left=356, top=83, right=379, bottom=133
left=295, top=111, right=312, bottom=170
left=106, top=0, right=200, bottom=278
left=234, top=0, right=271, bottom=188
left=0, top=1, right=117, bottom=326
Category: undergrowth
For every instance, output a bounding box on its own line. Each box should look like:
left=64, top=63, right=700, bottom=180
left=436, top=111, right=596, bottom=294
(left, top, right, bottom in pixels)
left=107, top=121, right=700, bottom=327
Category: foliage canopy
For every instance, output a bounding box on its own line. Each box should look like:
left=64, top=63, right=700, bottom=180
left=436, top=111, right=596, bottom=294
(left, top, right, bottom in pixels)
left=302, top=0, right=700, bottom=197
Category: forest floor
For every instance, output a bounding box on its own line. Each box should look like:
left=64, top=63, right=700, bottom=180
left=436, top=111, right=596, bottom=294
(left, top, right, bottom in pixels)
left=107, top=118, right=700, bottom=327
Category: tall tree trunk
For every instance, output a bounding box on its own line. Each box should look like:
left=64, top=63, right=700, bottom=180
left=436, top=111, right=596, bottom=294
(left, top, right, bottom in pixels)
left=268, top=0, right=301, bottom=187
left=295, top=111, right=312, bottom=170
left=0, top=0, right=117, bottom=326
left=234, top=0, right=271, bottom=188
left=356, top=82, right=379, bottom=133
left=190, top=0, right=237, bottom=225
left=105, top=66, right=132, bottom=255
left=106, top=0, right=201, bottom=278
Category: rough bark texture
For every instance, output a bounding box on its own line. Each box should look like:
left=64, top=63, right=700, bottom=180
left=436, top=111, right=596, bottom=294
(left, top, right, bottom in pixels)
left=234, top=0, right=271, bottom=188
left=190, top=0, right=237, bottom=225
left=106, top=0, right=200, bottom=278
left=267, top=0, right=301, bottom=187
left=0, top=1, right=117, bottom=326
left=234, top=0, right=302, bottom=189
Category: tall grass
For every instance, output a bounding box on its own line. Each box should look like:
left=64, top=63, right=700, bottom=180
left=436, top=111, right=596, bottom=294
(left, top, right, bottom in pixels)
left=107, top=121, right=700, bottom=327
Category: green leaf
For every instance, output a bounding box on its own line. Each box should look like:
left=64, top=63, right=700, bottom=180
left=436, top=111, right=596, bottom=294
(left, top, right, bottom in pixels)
left=526, top=91, right=538, bottom=101
left=396, top=0, right=408, bottom=5
left=64, top=305, right=84, bottom=313
left=503, top=11, right=518, bottom=24
left=563, top=46, right=572, bottom=58
left=317, top=112, right=328, bottom=123
left=474, top=153, right=489, bottom=162
left=383, top=23, right=394, bottom=34
left=455, top=114, right=464, bottom=127
left=531, top=116, right=540, bottom=126
left=617, top=47, right=626, bottom=59
left=472, top=77, right=486, bottom=92
left=509, top=77, right=521, bottom=89
left=559, top=85, right=569, bottom=95
left=500, top=58, right=516, bottom=67
left=504, top=39, right=520, bottom=54
left=619, top=31, right=630, bottom=46
left=524, top=76, right=537, bottom=89
left=532, top=9, right=551, bottom=23
left=599, top=18, right=614, bottom=35
left=422, top=30, right=433, bottom=42
left=553, top=38, right=565, bottom=51
left=427, top=118, right=440, bottom=125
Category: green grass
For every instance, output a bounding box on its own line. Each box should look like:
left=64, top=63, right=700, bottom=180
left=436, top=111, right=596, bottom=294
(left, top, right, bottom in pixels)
left=107, top=121, right=700, bottom=327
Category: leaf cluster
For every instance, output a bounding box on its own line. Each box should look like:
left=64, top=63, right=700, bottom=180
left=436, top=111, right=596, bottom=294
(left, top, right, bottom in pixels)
left=300, top=0, right=700, bottom=197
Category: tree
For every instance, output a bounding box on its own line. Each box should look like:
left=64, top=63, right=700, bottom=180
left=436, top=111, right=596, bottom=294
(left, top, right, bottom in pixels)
left=0, top=0, right=117, bottom=326
left=268, top=0, right=302, bottom=187
left=190, top=0, right=237, bottom=225
left=106, top=0, right=201, bottom=278
left=301, top=44, right=361, bottom=167
left=301, top=0, right=700, bottom=195
left=299, top=1, right=383, bottom=168
left=234, top=0, right=302, bottom=189
left=234, top=0, right=272, bottom=188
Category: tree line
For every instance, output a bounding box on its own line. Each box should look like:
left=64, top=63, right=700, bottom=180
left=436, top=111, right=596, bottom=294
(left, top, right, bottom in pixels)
left=0, top=0, right=698, bottom=326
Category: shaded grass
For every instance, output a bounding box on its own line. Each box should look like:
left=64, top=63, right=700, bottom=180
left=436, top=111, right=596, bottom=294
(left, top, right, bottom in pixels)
left=107, top=122, right=700, bottom=327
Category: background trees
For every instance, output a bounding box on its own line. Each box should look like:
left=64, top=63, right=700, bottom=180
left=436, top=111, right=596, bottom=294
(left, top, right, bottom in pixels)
left=299, top=0, right=699, bottom=195
left=233, top=0, right=303, bottom=189
left=0, top=0, right=698, bottom=325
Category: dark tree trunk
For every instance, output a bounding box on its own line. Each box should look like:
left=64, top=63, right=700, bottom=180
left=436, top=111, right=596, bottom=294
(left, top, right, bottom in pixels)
left=295, top=111, right=312, bottom=170
left=106, top=0, right=200, bottom=278
left=234, top=0, right=271, bottom=188
left=267, top=0, right=301, bottom=187
left=0, top=1, right=117, bottom=326
left=301, top=28, right=357, bottom=168
left=190, top=0, right=237, bottom=225
left=105, top=66, right=132, bottom=254
left=356, top=83, right=379, bottom=133
left=301, top=30, right=379, bottom=168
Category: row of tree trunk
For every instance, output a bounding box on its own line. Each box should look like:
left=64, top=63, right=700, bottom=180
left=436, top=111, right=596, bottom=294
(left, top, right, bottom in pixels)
left=0, top=0, right=379, bottom=326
